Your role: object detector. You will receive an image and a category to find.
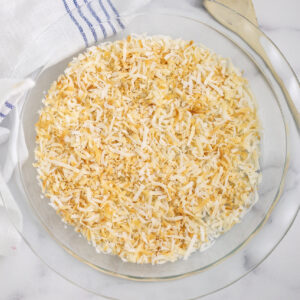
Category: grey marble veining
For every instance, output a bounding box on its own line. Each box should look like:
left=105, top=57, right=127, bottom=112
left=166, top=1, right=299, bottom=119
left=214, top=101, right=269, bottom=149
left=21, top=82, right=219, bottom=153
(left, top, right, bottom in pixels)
left=1, top=0, right=300, bottom=299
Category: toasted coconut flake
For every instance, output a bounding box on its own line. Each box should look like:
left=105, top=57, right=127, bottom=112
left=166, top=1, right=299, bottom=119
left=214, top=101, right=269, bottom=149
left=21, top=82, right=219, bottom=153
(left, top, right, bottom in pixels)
left=34, top=35, right=260, bottom=264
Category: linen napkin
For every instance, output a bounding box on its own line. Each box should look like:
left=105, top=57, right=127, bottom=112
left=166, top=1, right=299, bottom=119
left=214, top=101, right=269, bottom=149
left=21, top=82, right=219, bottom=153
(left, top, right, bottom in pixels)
left=0, top=0, right=150, bottom=255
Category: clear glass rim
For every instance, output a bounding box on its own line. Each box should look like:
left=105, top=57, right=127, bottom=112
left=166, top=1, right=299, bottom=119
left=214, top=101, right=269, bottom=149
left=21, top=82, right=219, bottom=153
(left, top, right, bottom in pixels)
left=16, top=11, right=290, bottom=281
left=2, top=3, right=299, bottom=298
left=17, top=12, right=291, bottom=281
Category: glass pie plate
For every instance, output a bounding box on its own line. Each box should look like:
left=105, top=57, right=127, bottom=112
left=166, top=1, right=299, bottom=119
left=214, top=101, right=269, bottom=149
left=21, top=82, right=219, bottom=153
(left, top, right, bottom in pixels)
left=2, top=1, right=300, bottom=299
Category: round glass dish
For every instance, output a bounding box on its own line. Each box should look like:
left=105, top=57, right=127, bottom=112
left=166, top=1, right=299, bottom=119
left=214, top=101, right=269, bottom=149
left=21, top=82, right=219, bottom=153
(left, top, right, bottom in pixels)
left=2, top=3, right=300, bottom=300
left=19, top=13, right=288, bottom=280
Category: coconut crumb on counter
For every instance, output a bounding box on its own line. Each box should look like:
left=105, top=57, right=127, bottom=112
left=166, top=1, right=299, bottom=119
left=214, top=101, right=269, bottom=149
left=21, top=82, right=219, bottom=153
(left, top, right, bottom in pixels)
left=34, top=35, right=261, bottom=264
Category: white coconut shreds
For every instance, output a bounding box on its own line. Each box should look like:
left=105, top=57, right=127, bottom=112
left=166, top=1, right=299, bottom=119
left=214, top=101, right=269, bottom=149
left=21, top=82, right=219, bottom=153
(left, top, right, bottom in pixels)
left=34, top=35, right=261, bottom=264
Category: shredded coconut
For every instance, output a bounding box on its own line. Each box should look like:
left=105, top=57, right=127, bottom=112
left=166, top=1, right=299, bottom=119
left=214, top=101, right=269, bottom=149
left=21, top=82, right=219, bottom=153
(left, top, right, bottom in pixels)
left=34, top=35, right=261, bottom=264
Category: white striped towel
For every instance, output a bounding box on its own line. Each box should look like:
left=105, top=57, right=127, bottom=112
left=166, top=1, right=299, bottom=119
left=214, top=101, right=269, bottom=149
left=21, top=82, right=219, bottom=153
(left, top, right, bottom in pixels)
left=0, top=0, right=150, bottom=256
left=0, top=0, right=151, bottom=119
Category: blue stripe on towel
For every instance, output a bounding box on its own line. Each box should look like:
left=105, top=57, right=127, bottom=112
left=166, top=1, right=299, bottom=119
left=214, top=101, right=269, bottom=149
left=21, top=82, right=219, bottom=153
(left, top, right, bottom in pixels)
left=106, top=0, right=125, bottom=29
left=5, top=102, right=14, bottom=109
left=84, top=0, right=107, bottom=38
left=73, top=0, right=98, bottom=43
left=0, top=112, right=6, bottom=118
left=62, top=0, right=88, bottom=46
left=98, top=0, right=116, bottom=34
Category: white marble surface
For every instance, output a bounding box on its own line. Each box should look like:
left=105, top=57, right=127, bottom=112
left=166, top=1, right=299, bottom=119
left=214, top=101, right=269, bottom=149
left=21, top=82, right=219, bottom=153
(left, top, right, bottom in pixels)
left=1, top=0, right=300, bottom=299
